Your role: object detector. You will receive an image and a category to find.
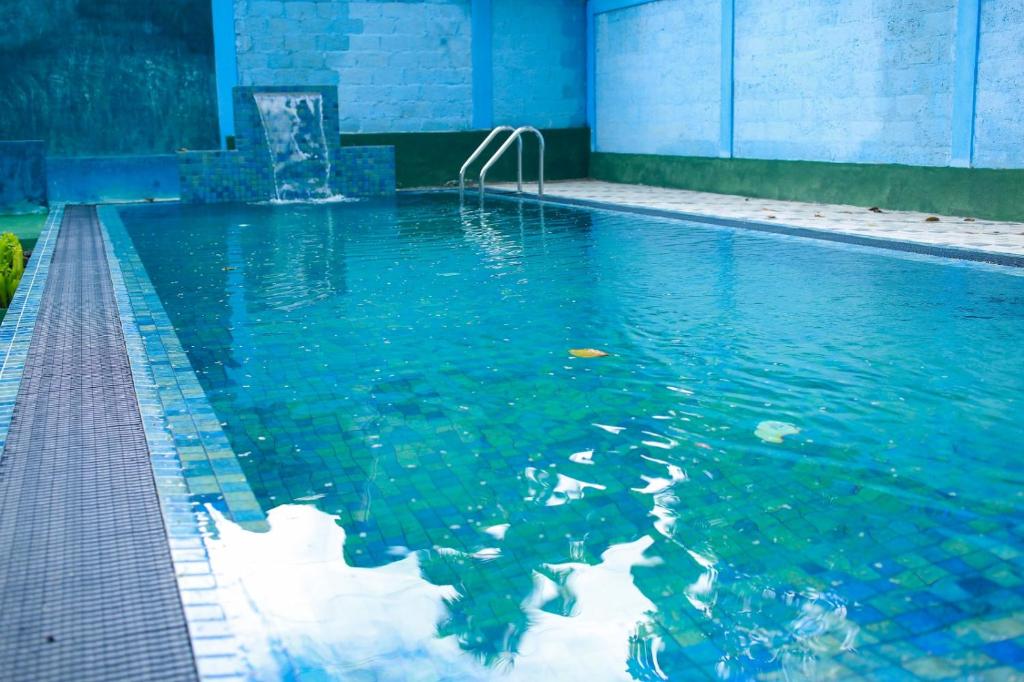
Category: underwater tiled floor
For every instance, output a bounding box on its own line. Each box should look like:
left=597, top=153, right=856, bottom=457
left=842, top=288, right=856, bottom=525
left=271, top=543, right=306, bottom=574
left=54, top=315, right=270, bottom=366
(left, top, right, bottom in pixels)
left=113, top=196, right=1024, bottom=680
left=491, top=180, right=1024, bottom=258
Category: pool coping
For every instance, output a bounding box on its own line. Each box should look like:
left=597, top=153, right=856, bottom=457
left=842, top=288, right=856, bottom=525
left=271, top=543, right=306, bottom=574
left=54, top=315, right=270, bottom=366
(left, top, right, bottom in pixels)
left=411, top=188, right=1024, bottom=269
left=98, top=206, right=262, bottom=681
left=0, top=203, right=64, bottom=456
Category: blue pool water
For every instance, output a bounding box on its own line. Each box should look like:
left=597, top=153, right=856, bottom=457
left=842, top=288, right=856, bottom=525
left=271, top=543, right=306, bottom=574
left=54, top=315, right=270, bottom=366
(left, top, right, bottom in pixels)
left=118, top=195, right=1024, bottom=680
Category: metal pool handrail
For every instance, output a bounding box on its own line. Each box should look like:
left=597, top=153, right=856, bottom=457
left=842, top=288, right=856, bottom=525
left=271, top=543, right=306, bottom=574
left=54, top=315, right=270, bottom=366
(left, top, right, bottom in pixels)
left=459, top=126, right=521, bottom=199
left=478, top=126, right=545, bottom=200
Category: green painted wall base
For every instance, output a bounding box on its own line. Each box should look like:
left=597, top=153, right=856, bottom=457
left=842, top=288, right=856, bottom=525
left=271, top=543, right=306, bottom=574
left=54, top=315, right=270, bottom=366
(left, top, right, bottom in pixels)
left=341, top=128, right=589, bottom=189
left=591, top=153, right=1024, bottom=222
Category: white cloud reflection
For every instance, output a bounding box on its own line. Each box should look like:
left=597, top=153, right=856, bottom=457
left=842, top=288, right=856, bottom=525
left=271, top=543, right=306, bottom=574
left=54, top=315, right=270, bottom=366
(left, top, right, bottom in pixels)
left=204, top=504, right=664, bottom=681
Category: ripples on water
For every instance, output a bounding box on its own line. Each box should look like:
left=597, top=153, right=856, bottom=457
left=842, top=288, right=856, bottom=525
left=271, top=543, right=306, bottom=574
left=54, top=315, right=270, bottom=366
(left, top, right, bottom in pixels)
left=121, top=196, right=1024, bottom=680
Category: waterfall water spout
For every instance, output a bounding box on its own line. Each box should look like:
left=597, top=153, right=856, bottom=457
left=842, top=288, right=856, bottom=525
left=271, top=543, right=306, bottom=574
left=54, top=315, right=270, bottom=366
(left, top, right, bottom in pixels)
left=254, top=92, right=335, bottom=202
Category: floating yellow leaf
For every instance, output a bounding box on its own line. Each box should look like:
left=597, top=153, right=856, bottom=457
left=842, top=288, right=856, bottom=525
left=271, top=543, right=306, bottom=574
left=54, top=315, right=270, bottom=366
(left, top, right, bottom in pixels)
left=569, top=348, right=608, bottom=358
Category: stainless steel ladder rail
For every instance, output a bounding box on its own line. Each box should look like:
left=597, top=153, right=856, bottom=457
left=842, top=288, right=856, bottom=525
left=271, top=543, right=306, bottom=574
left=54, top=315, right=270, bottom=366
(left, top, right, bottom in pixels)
left=459, top=126, right=522, bottom=199
left=479, top=126, right=544, bottom=200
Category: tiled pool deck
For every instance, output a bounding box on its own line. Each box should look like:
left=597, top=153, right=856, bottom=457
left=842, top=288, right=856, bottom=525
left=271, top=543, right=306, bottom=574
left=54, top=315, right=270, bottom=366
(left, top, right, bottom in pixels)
left=491, top=180, right=1024, bottom=264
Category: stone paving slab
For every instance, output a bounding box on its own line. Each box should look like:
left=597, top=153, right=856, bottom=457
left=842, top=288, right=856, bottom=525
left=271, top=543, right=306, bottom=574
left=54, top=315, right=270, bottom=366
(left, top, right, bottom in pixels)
left=491, top=180, right=1024, bottom=259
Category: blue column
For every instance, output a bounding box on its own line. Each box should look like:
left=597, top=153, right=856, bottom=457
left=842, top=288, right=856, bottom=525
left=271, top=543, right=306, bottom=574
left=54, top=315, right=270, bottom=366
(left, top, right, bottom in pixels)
left=587, top=3, right=596, bottom=148
left=211, top=0, right=238, bottom=148
left=472, top=0, right=494, bottom=129
left=951, top=0, right=981, bottom=167
left=719, top=0, right=735, bottom=158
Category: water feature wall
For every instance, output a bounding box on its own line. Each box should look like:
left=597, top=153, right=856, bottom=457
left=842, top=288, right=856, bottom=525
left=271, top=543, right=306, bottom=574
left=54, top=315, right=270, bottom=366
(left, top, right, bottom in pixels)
left=179, top=85, right=394, bottom=203
left=253, top=93, right=333, bottom=201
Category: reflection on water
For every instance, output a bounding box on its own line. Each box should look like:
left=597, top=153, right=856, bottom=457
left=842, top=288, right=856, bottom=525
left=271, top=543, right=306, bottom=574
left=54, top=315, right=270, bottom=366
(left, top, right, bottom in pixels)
left=120, top=196, right=1024, bottom=680
left=207, top=505, right=670, bottom=680
left=207, top=505, right=468, bottom=680
left=209, top=504, right=859, bottom=680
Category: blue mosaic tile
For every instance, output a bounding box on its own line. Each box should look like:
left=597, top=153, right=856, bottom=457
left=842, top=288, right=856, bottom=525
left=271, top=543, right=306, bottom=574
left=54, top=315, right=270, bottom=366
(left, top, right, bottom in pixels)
left=179, top=85, right=394, bottom=203
left=98, top=205, right=267, bottom=682
left=985, top=638, right=1024, bottom=666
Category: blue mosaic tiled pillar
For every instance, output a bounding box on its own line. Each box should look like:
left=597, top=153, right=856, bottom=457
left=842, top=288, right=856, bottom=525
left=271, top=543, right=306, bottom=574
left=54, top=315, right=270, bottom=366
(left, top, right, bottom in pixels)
left=179, top=85, right=394, bottom=203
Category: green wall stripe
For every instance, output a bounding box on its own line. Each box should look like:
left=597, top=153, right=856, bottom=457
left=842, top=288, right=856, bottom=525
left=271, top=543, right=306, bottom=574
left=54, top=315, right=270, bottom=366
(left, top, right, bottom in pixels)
left=590, top=152, right=1024, bottom=222
left=345, top=130, right=1024, bottom=223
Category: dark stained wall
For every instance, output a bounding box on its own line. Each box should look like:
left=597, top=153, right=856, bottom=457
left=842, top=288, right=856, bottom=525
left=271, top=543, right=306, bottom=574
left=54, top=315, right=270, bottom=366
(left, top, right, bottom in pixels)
left=0, top=0, right=219, bottom=155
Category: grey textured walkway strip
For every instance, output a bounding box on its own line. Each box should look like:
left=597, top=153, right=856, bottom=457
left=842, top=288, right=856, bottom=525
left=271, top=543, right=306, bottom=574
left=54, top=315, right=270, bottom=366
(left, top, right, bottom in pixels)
left=0, top=206, right=198, bottom=681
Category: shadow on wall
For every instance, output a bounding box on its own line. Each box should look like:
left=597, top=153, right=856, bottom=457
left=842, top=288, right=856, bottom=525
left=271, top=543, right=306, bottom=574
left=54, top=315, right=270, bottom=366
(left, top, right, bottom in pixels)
left=0, top=0, right=219, bottom=155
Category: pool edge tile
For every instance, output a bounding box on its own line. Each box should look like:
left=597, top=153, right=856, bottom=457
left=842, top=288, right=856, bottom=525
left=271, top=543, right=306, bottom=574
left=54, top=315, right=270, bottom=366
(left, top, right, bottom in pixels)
left=97, top=205, right=259, bottom=682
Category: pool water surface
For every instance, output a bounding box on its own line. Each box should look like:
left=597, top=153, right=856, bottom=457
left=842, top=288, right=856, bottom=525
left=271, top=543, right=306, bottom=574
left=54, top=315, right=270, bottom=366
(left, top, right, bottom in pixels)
left=117, top=195, right=1024, bottom=680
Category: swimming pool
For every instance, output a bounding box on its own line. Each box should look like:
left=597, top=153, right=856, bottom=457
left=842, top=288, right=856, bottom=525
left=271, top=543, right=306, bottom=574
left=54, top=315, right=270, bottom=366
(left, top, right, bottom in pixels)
left=116, top=195, right=1024, bottom=680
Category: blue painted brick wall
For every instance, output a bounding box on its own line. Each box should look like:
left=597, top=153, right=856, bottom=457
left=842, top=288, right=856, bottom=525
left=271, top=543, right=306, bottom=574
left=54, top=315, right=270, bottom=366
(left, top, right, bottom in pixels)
left=492, top=0, right=586, bottom=129
left=973, top=0, right=1024, bottom=168
left=235, top=0, right=473, bottom=132
left=592, top=0, right=1023, bottom=169
left=594, top=0, right=722, bottom=156
left=333, top=0, right=473, bottom=132
left=734, top=0, right=958, bottom=166
left=233, top=0, right=587, bottom=133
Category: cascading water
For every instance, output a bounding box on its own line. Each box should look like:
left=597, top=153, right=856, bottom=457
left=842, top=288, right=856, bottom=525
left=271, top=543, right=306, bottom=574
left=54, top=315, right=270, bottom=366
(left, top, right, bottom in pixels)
left=253, top=92, right=334, bottom=202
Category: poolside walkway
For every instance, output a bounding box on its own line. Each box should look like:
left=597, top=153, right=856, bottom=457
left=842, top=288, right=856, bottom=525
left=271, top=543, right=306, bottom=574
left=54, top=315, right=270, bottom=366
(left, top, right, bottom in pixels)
left=0, top=206, right=197, bottom=681
left=492, top=179, right=1024, bottom=259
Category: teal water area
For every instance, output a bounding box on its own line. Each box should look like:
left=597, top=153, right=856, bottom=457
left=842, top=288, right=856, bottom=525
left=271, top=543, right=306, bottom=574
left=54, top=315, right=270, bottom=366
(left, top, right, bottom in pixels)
left=119, top=195, right=1024, bottom=680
